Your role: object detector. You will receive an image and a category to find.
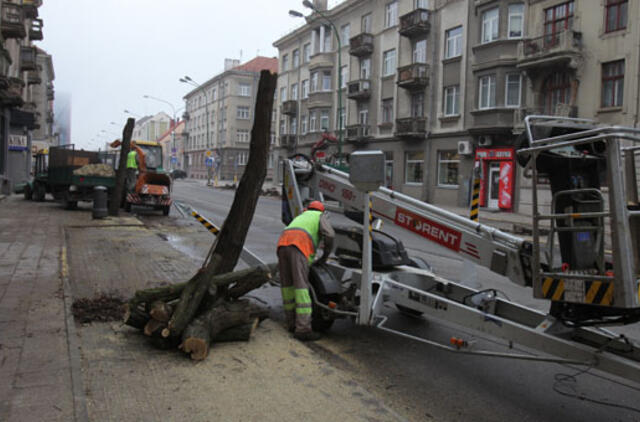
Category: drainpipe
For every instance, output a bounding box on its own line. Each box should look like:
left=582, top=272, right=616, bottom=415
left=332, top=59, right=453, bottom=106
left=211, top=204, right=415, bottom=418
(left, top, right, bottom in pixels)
left=424, top=5, right=440, bottom=203
left=635, top=35, right=640, bottom=128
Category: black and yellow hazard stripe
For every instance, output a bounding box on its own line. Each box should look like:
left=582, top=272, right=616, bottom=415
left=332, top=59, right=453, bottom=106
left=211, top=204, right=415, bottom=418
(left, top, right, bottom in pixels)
left=191, top=211, right=220, bottom=236
left=368, top=198, right=373, bottom=241
left=470, top=173, right=480, bottom=222
left=541, top=277, right=614, bottom=306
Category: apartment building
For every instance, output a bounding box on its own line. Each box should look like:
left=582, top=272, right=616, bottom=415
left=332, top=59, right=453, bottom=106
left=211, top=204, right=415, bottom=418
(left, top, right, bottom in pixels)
left=132, top=112, right=171, bottom=143
left=182, top=56, right=278, bottom=180
left=155, top=119, right=185, bottom=171
left=31, top=47, right=54, bottom=152
left=0, top=0, right=52, bottom=195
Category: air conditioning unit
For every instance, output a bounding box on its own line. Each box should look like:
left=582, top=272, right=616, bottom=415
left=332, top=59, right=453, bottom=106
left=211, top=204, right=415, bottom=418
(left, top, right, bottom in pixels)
left=478, top=135, right=493, bottom=147
left=458, top=140, right=473, bottom=155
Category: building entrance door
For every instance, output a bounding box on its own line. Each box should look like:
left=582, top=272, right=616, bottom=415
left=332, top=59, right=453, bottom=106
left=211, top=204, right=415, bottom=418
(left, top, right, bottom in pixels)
left=487, top=162, right=500, bottom=209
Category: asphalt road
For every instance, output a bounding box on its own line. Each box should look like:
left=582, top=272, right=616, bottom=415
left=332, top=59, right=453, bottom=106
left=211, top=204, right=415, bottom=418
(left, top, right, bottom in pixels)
left=165, top=179, right=640, bottom=422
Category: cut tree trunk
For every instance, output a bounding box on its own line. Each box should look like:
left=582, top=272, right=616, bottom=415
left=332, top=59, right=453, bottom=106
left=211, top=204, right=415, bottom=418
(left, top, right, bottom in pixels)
left=109, top=118, right=135, bottom=216
left=213, top=318, right=259, bottom=343
left=144, top=319, right=166, bottom=337
left=123, top=302, right=150, bottom=329
left=148, top=301, right=173, bottom=322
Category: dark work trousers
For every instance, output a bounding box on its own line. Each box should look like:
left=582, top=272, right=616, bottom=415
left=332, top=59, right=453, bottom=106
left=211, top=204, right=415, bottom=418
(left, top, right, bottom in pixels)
left=277, top=245, right=313, bottom=334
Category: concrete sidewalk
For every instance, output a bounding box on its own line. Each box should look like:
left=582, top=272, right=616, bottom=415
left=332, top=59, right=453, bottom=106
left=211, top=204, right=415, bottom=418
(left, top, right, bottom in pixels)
left=0, top=195, right=407, bottom=422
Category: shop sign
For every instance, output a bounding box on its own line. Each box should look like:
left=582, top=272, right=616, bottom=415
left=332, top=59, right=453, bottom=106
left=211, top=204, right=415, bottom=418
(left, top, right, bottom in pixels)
left=475, top=148, right=514, bottom=161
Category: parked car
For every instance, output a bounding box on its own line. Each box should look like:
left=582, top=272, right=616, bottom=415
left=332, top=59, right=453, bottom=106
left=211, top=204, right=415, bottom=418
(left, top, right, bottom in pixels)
left=170, top=169, right=187, bottom=179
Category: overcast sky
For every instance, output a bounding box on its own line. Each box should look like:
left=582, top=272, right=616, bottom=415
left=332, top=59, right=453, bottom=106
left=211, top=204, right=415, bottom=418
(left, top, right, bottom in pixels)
left=38, top=0, right=341, bottom=150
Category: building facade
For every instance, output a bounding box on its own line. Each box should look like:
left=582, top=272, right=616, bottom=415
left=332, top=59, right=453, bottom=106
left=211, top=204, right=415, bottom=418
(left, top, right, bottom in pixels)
left=273, top=0, right=639, bottom=215
left=0, top=0, right=53, bottom=194
left=156, top=119, right=185, bottom=171
left=31, top=47, right=54, bottom=152
left=132, top=111, right=171, bottom=142
left=182, top=56, right=278, bottom=180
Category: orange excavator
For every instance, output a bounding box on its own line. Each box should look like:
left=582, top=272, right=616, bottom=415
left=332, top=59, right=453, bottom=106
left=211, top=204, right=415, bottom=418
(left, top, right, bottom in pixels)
left=110, top=139, right=172, bottom=215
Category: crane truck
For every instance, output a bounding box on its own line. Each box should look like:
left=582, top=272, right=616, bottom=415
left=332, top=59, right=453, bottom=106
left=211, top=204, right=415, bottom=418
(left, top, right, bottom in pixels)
left=280, top=116, right=640, bottom=385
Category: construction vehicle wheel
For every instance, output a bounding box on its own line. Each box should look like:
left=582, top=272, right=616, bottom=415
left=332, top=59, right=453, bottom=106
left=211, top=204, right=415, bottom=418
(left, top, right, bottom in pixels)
left=162, top=205, right=170, bottom=216
left=34, top=182, right=45, bottom=202
left=23, top=185, right=32, bottom=200
left=311, top=293, right=338, bottom=332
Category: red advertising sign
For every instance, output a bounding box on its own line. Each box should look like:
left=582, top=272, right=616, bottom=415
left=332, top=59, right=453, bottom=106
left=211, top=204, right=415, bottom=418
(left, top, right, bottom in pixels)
left=475, top=147, right=514, bottom=161
left=394, top=207, right=462, bottom=252
left=498, top=161, right=513, bottom=209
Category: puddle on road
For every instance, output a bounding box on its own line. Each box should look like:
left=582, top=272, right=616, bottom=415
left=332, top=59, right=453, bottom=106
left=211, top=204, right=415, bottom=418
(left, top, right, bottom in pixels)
left=164, top=233, right=208, bottom=263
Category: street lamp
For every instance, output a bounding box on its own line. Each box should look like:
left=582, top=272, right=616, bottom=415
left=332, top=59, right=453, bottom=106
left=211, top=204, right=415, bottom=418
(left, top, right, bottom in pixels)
left=143, top=94, right=180, bottom=170
left=180, top=75, right=212, bottom=184
left=292, top=0, right=344, bottom=166
left=123, top=109, right=141, bottom=118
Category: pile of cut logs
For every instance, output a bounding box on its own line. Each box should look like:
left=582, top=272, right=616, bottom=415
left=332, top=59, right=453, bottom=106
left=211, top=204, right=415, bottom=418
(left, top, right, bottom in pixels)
left=120, top=70, right=279, bottom=361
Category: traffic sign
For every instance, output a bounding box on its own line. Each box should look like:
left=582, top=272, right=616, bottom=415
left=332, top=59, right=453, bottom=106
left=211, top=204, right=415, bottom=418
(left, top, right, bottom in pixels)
left=205, top=157, right=214, bottom=168
left=171, top=157, right=177, bottom=164
left=206, top=150, right=212, bottom=157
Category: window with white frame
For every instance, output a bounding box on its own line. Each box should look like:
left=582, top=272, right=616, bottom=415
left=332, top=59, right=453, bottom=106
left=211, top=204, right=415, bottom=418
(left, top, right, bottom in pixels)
left=280, top=86, right=287, bottom=102
left=301, top=115, right=308, bottom=134
left=303, top=43, right=311, bottom=63
left=238, top=83, right=251, bottom=97
left=292, top=49, right=300, bottom=68
left=323, top=26, right=332, bottom=51
left=415, top=0, right=428, bottom=8
left=505, top=73, right=521, bottom=107
left=322, top=71, right=332, bottom=91
left=412, top=92, right=424, bottom=117
left=437, top=151, right=459, bottom=187
left=279, top=119, right=286, bottom=135
left=291, top=83, right=298, bottom=100
left=358, top=104, right=369, bottom=124
left=282, top=54, right=289, bottom=71
left=339, top=107, right=346, bottom=130
left=290, top=117, right=297, bottom=135
left=383, top=49, right=396, bottom=76
left=238, top=151, right=248, bottom=166
left=341, top=23, right=350, bottom=46
left=508, top=4, right=524, bottom=38
left=302, top=79, right=309, bottom=98
left=481, top=7, right=499, bottom=43
left=270, top=132, right=275, bottom=145
left=320, top=109, right=330, bottom=130
left=478, top=75, right=496, bottom=109
left=405, top=151, right=424, bottom=184
left=237, top=129, right=250, bottom=143
left=382, top=99, right=393, bottom=123
left=237, top=106, right=250, bottom=120
left=360, top=58, right=371, bottom=79
left=340, top=65, right=348, bottom=88
left=310, top=112, right=318, bottom=132
left=311, top=72, right=319, bottom=92
left=444, top=85, right=459, bottom=116
left=361, top=13, right=372, bottom=33
left=445, top=26, right=463, bottom=58
left=385, top=1, right=398, bottom=28
left=212, top=88, right=217, bottom=101
left=413, top=39, right=427, bottom=63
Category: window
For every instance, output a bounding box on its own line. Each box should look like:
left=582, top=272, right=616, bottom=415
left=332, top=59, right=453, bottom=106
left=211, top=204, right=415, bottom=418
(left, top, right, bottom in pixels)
left=237, top=106, right=250, bottom=119
left=385, top=1, right=398, bottom=28
left=382, top=99, right=393, bottom=123
left=310, top=112, right=317, bottom=132
left=413, top=39, right=427, bottom=63
left=291, top=83, right=298, bottom=100
left=301, top=115, right=308, bottom=134
left=339, top=107, right=346, bottom=130
left=311, top=72, right=319, bottom=92
left=238, top=152, right=248, bottom=166
left=416, top=0, right=428, bottom=8
left=212, top=88, right=217, bottom=101
left=505, top=73, right=522, bottom=107
left=322, top=71, right=332, bottom=91
left=478, top=75, right=496, bottom=109
left=405, top=151, right=424, bottom=184
left=385, top=152, right=393, bottom=188
left=361, top=13, right=372, bottom=33
left=341, top=23, right=350, bottom=46
left=282, top=54, right=289, bottom=71
left=360, top=58, right=371, bottom=79
left=303, top=43, right=311, bottom=63
left=602, top=60, right=624, bottom=107
left=411, top=93, right=424, bottom=117
left=358, top=104, right=369, bottom=124
left=320, top=110, right=330, bottom=131
left=544, top=1, right=574, bottom=46
left=508, top=4, right=524, bottom=39
left=606, top=0, right=627, bottom=33
left=383, top=49, right=396, bottom=76
left=301, top=79, right=309, bottom=98
left=481, top=7, right=499, bottom=43
left=323, top=26, right=332, bottom=51
left=279, top=119, right=286, bottom=135
left=292, top=49, right=300, bottom=68
left=444, top=85, right=459, bottom=116
left=290, top=117, right=298, bottom=135
left=237, top=129, right=250, bottom=143
left=280, top=86, right=287, bottom=102
left=340, top=65, right=348, bottom=88
left=238, top=83, right=251, bottom=97
left=543, top=72, right=571, bottom=114
left=437, top=151, right=459, bottom=187
left=445, top=26, right=462, bottom=59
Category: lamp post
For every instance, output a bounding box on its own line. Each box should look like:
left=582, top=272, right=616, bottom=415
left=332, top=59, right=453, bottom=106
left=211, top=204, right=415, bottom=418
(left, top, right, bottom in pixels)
left=143, top=94, right=180, bottom=170
left=290, top=0, right=344, bottom=166
left=180, top=76, right=211, bottom=184
left=123, top=109, right=141, bottom=118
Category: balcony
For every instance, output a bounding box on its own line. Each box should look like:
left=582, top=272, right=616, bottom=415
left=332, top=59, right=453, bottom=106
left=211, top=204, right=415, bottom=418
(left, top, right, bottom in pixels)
left=280, top=134, right=297, bottom=149
left=347, top=79, right=371, bottom=101
left=397, top=63, right=429, bottom=90
left=0, top=77, right=24, bottom=107
left=1, top=2, right=26, bottom=39
left=345, top=124, right=371, bottom=144
left=513, top=105, right=578, bottom=130
left=399, top=9, right=430, bottom=38
left=395, top=117, right=427, bottom=140
left=27, top=69, right=41, bottom=85
left=20, top=46, right=37, bottom=72
left=46, top=84, right=54, bottom=100
left=29, top=18, right=42, bottom=40
left=46, top=110, right=53, bottom=123
left=23, top=0, right=41, bottom=19
left=517, top=30, right=582, bottom=71
left=281, top=100, right=297, bottom=116
left=349, top=33, right=374, bottom=57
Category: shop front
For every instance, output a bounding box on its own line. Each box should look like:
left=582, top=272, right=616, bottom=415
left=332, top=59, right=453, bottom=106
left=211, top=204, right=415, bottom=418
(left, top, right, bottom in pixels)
left=475, top=147, right=516, bottom=211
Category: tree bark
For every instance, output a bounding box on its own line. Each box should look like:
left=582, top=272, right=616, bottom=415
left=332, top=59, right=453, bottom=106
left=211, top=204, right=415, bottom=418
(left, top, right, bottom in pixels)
left=123, top=302, right=150, bottom=329
left=213, top=318, right=259, bottom=343
left=148, top=301, right=173, bottom=322
left=166, top=71, right=278, bottom=339
left=109, top=118, right=135, bottom=216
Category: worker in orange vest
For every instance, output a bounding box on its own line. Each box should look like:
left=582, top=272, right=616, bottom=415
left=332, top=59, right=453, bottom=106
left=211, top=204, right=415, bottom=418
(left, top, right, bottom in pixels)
left=277, top=200, right=335, bottom=341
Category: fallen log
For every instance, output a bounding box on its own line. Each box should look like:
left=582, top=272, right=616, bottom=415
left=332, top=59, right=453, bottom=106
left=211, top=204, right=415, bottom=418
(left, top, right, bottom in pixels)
left=144, top=319, right=166, bottom=337
left=148, top=301, right=173, bottom=322
left=123, top=302, right=150, bottom=329
left=213, top=318, right=259, bottom=343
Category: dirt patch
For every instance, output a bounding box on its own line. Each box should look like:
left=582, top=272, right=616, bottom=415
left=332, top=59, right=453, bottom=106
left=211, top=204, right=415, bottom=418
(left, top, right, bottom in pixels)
left=72, top=294, right=125, bottom=323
